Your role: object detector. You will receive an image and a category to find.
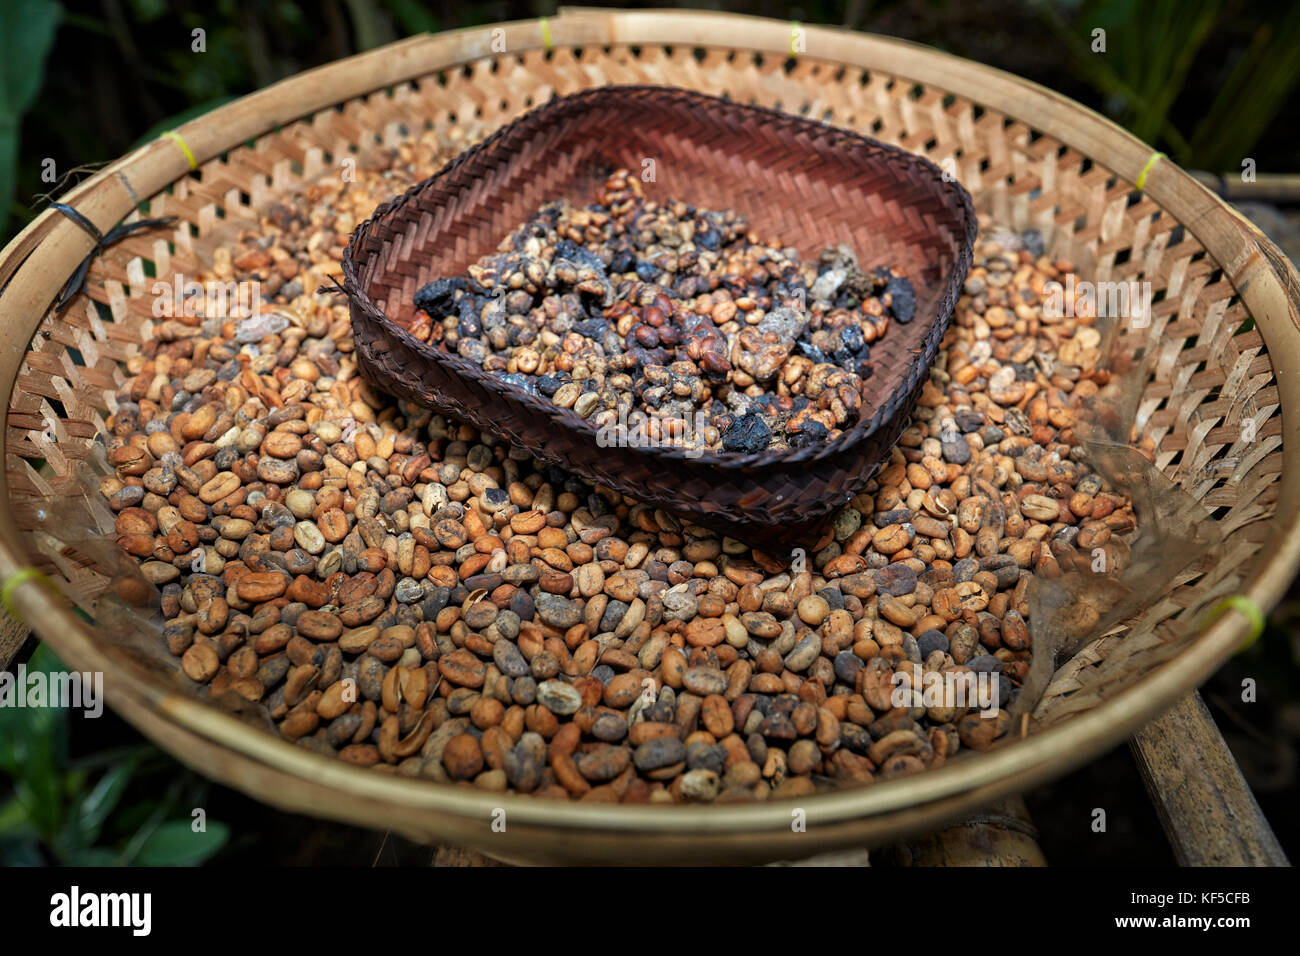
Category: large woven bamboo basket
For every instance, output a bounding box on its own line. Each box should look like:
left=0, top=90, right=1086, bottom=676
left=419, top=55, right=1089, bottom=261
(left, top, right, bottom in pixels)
left=2, top=9, right=1297, bottom=865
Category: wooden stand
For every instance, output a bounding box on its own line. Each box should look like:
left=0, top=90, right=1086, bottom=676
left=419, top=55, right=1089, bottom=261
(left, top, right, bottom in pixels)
left=1131, top=692, right=1289, bottom=866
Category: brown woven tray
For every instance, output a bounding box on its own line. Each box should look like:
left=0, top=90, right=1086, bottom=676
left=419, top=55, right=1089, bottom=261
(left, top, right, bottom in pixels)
left=344, top=85, right=975, bottom=548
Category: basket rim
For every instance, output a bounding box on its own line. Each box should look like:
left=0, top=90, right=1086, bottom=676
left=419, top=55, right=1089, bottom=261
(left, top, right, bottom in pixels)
left=341, top=83, right=977, bottom=470
left=0, top=10, right=1297, bottom=857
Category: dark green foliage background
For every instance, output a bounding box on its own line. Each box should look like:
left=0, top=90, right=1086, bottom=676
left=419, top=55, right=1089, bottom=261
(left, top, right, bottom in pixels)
left=7, top=0, right=1298, bottom=239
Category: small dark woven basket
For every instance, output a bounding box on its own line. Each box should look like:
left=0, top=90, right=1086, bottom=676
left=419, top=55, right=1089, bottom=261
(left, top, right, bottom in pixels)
left=344, top=85, right=975, bottom=548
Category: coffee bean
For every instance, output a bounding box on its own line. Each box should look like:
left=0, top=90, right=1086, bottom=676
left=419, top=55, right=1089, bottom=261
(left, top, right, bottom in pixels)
left=297, top=609, right=342, bottom=640
left=783, top=632, right=822, bottom=672
left=504, top=744, right=542, bottom=792
left=592, top=712, right=628, bottom=742
left=940, top=428, right=971, bottom=464
left=917, top=629, right=949, bottom=658
left=796, top=594, right=829, bottom=626
left=439, top=649, right=486, bottom=688
left=238, top=571, right=288, bottom=602
left=1020, top=494, right=1060, bottom=521
left=443, top=734, right=483, bottom=779
left=198, top=472, right=240, bottom=504
left=681, top=666, right=727, bottom=696
left=679, top=769, right=721, bottom=802
left=492, top=640, right=529, bottom=678
left=181, top=643, right=219, bottom=682
left=537, top=680, right=582, bottom=715
left=534, top=593, right=583, bottom=629
left=634, top=737, right=686, bottom=772
left=873, top=563, right=917, bottom=596
left=788, top=739, right=820, bottom=775
left=574, top=744, right=631, bottom=782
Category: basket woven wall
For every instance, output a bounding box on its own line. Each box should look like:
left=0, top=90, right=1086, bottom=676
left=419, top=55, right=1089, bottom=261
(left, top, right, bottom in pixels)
left=1, top=10, right=1297, bottom=863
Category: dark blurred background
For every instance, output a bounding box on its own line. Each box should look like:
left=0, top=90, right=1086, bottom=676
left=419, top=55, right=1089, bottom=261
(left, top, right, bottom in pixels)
left=6, top=0, right=1299, bottom=241
left=1, top=0, right=1297, bottom=866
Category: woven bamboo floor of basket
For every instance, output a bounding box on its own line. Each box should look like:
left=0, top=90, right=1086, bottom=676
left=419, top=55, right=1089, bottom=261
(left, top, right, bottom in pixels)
left=0, top=10, right=1297, bottom=863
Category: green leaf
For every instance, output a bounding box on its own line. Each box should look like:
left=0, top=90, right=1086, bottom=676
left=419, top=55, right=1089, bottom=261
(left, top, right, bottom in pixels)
left=107, top=793, right=158, bottom=834
left=59, top=846, right=121, bottom=866
left=0, top=0, right=61, bottom=234
left=67, top=757, right=138, bottom=848
left=126, top=0, right=167, bottom=23
left=67, top=742, right=154, bottom=774
left=0, top=835, right=45, bottom=866
left=384, top=0, right=439, bottom=35
left=343, top=0, right=398, bottom=51
left=1187, top=5, right=1300, bottom=170
left=13, top=775, right=61, bottom=843
left=0, top=0, right=62, bottom=116
left=0, top=795, right=33, bottom=834
left=0, top=645, right=73, bottom=840
left=63, top=768, right=87, bottom=797
left=0, top=723, right=16, bottom=777
left=0, top=646, right=70, bottom=765
left=134, top=821, right=229, bottom=866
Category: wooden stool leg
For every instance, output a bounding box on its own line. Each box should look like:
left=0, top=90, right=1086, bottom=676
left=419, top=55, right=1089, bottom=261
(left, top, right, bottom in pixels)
left=1130, top=691, right=1289, bottom=866
left=876, top=796, right=1047, bottom=866
left=432, top=845, right=508, bottom=866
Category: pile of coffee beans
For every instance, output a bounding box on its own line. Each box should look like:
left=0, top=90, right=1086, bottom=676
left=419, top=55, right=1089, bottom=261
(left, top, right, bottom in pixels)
left=100, top=132, right=1137, bottom=803
left=409, top=170, right=917, bottom=455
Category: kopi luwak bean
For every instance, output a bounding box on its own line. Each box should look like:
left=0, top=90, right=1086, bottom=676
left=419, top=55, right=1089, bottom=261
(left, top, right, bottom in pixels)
left=407, top=169, right=918, bottom=457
